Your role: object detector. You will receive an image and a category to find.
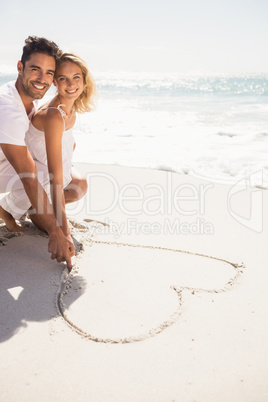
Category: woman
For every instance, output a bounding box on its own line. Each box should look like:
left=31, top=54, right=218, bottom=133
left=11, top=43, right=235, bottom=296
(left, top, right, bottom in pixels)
left=26, top=52, right=96, bottom=244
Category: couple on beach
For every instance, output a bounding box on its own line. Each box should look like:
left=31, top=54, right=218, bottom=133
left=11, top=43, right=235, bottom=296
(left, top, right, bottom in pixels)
left=0, top=36, right=96, bottom=270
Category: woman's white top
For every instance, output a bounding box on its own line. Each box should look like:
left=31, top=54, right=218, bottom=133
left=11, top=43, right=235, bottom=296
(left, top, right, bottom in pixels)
left=25, top=105, right=75, bottom=187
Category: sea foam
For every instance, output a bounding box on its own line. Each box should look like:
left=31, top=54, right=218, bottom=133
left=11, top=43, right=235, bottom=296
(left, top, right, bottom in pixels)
left=1, top=70, right=267, bottom=187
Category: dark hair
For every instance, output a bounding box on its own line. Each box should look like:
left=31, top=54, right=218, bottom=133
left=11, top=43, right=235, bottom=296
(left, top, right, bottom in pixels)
left=21, top=36, right=60, bottom=67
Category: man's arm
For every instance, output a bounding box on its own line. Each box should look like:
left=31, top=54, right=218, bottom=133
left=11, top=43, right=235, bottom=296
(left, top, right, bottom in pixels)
left=0, top=143, right=74, bottom=270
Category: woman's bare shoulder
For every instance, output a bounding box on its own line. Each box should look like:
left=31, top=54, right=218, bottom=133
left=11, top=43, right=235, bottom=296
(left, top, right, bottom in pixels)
left=32, top=104, right=63, bottom=131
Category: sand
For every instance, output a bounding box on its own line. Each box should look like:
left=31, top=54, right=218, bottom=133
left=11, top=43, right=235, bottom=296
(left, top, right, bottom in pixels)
left=0, top=163, right=267, bottom=401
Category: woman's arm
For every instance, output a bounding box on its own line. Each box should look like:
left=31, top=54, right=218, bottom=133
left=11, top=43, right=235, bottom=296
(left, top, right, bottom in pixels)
left=43, top=110, right=70, bottom=237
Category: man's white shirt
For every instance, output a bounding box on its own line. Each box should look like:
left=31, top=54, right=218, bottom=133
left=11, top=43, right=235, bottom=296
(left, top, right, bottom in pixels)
left=0, top=81, right=37, bottom=161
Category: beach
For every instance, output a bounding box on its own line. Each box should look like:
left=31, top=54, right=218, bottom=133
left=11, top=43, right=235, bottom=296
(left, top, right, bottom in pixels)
left=1, top=163, right=267, bottom=401
left=1, top=0, right=268, bottom=398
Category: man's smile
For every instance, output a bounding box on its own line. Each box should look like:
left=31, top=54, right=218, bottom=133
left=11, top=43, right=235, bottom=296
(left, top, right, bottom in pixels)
left=32, top=82, right=47, bottom=91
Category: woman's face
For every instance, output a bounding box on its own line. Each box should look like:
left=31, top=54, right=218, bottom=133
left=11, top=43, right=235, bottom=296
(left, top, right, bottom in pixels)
left=54, top=61, right=84, bottom=100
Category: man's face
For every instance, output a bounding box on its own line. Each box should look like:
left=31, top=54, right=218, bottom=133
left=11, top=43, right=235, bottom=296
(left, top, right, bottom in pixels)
left=18, top=52, right=56, bottom=100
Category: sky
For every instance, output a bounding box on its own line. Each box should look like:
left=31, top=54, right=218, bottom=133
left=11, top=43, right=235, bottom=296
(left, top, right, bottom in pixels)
left=0, top=0, right=267, bottom=74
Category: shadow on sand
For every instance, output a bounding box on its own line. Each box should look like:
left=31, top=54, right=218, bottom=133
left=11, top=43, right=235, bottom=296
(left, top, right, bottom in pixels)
left=0, top=222, right=85, bottom=343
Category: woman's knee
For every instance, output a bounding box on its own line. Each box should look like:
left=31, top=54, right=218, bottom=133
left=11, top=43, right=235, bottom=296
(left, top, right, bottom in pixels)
left=72, top=177, right=87, bottom=200
left=64, top=176, right=88, bottom=203
left=79, top=177, right=88, bottom=198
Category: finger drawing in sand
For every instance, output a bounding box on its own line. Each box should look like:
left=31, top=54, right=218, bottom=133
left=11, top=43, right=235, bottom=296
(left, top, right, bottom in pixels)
left=0, top=217, right=244, bottom=345
left=57, top=223, right=244, bottom=344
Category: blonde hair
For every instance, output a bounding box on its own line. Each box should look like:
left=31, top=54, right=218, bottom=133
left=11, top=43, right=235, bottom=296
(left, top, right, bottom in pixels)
left=56, top=52, right=96, bottom=114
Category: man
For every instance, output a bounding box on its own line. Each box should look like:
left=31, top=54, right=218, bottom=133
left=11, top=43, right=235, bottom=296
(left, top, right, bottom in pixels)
left=0, top=36, right=74, bottom=270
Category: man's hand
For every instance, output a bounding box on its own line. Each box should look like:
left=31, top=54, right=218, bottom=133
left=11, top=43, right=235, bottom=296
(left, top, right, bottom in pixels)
left=48, top=228, right=75, bottom=271
left=1, top=144, right=76, bottom=270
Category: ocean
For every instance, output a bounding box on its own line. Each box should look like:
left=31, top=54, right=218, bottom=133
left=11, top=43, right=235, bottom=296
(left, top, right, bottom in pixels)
left=1, top=70, right=268, bottom=188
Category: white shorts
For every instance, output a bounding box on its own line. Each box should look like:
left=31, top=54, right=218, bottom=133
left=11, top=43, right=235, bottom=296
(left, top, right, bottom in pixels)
left=0, top=159, right=51, bottom=220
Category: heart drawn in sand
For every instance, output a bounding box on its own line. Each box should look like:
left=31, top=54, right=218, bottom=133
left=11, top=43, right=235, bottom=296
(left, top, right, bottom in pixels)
left=57, top=229, right=244, bottom=344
